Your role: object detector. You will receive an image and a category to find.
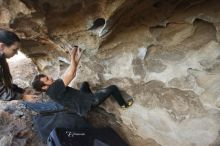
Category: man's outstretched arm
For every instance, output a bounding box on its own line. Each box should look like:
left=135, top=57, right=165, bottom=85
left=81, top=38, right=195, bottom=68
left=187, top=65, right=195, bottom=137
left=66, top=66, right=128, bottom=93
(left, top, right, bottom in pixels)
left=62, top=46, right=82, bottom=86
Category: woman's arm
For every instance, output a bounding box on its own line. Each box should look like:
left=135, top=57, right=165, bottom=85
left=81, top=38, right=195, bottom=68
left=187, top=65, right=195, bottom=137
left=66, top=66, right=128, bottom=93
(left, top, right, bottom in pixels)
left=0, top=82, right=23, bottom=100
left=0, top=54, right=38, bottom=102
left=0, top=82, right=38, bottom=102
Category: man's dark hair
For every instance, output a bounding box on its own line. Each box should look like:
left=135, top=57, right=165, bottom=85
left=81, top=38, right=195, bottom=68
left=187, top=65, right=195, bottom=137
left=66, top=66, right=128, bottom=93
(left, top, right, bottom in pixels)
left=32, top=74, right=46, bottom=92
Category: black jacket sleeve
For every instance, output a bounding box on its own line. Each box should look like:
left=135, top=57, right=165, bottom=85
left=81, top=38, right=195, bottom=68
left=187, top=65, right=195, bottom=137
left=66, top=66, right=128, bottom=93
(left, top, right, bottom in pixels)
left=0, top=81, right=24, bottom=101
left=0, top=54, right=24, bottom=100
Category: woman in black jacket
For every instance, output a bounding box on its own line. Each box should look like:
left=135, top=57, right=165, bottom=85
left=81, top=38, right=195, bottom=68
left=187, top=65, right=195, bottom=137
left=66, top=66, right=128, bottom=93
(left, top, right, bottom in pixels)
left=0, top=29, right=37, bottom=101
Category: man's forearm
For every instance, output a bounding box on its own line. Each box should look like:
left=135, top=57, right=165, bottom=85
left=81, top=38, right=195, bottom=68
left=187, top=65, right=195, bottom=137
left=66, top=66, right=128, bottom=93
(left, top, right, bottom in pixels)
left=62, top=61, right=78, bottom=86
left=67, top=63, right=77, bottom=78
left=62, top=47, right=81, bottom=86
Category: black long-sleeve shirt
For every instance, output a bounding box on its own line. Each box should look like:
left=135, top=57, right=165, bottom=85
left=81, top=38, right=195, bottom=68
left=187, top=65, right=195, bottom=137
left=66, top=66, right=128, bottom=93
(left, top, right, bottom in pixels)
left=46, top=79, right=94, bottom=116
left=0, top=54, right=24, bottom=100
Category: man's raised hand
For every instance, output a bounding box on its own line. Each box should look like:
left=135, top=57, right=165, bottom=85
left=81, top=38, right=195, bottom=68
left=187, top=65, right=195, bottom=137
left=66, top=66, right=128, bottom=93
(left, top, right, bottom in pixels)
left=70, top=46, right=83, bottom=64
left=76, top=47, right=83, bottom=63
left=70, top=46, right=78, bottom=59
left=63, top=46, right=83, bottom=86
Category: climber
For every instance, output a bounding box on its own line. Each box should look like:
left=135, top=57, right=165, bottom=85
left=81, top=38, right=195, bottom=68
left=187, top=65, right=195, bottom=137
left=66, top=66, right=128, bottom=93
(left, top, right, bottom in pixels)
left=0, top=29, right=38, bottom=102
left=32, top=46, right=133, bottom=116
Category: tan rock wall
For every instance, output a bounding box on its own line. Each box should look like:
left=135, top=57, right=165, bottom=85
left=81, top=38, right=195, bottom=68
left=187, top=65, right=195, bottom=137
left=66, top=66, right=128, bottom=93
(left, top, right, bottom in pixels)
left=1, top=0, right=220, bottom=145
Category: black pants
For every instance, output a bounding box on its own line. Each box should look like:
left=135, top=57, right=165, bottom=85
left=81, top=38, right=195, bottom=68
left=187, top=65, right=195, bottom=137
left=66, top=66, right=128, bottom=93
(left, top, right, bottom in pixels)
left=80, top=82, right=127, bottom=107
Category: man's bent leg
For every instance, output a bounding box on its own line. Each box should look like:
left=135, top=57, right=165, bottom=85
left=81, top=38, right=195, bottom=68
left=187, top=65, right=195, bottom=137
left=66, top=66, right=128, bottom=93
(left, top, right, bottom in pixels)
left=80, top=82, right=93, bottom=95
left=93, top=85, right=127, bottom=107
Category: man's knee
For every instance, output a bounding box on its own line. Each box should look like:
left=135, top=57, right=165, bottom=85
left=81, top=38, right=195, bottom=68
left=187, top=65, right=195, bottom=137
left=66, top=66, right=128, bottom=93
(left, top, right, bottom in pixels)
left=80, top=82, right=90, bottom=88
left=81, top=81, right=89, bottom=86
left=107, top=85, right=118, bottom=91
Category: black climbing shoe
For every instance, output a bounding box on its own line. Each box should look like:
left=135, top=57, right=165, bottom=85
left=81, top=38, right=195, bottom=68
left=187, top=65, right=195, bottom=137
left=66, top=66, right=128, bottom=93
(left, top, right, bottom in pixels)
left=121, top=98, right=134, bottom=109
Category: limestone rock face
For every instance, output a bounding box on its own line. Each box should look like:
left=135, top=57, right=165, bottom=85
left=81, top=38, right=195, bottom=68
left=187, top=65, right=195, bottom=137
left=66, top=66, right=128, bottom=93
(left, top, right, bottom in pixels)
left=1, top=0, right=220, bottom=146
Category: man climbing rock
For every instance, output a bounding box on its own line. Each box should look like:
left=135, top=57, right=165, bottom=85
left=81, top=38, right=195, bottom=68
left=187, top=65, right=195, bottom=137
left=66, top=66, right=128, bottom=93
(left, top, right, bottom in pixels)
left=32, top=46, right=133, bottom=116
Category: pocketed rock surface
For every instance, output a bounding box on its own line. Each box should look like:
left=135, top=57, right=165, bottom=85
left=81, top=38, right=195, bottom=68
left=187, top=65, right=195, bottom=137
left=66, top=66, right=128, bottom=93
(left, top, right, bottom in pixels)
left=1, top=0, right=220, bottom=146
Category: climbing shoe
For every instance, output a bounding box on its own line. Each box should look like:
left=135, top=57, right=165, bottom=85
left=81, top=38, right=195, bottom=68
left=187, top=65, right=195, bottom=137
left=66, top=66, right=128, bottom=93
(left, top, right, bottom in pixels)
left=121, top=98, right=134, bottom=109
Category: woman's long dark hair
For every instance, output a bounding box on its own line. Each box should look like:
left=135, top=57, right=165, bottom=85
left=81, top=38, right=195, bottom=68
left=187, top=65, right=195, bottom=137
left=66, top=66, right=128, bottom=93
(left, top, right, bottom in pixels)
left=0, top=29, right=20, bottom=88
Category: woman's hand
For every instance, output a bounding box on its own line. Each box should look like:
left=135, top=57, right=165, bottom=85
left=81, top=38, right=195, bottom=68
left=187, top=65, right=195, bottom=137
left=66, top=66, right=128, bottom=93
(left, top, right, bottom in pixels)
left=22, top=94, right=38, bottom=102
